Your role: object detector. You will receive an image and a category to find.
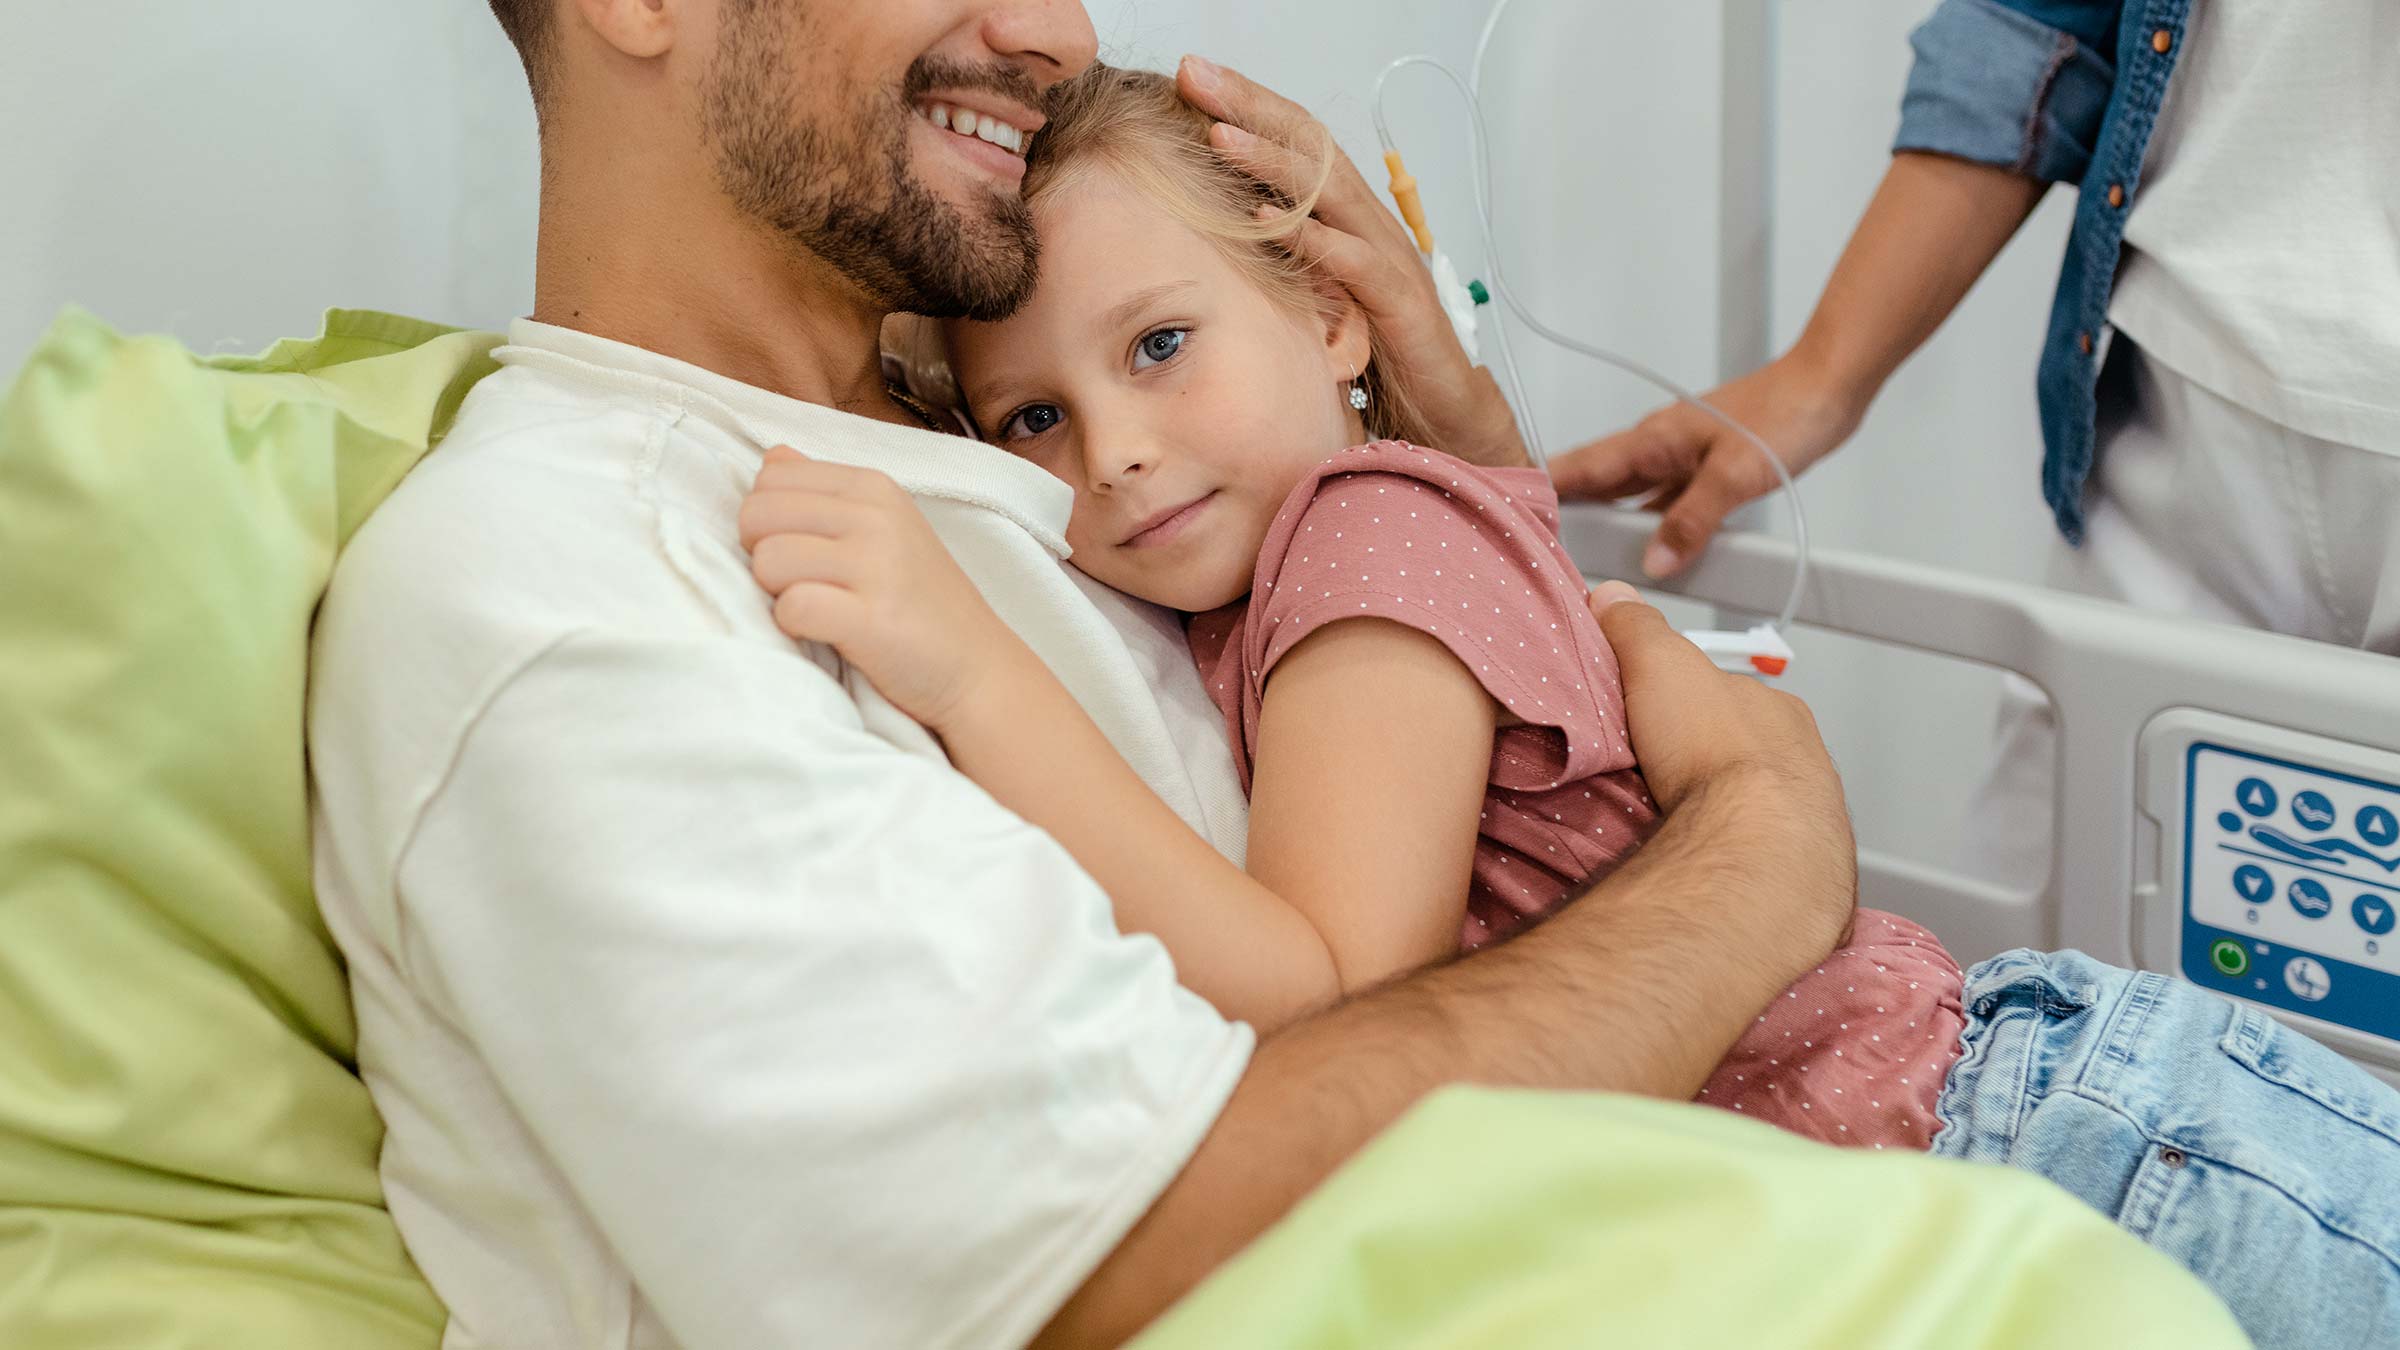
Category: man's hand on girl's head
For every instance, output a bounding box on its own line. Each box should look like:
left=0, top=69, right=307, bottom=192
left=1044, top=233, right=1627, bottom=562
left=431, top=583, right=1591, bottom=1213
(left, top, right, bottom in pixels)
left=1176, top=55, right=1530, bottom=470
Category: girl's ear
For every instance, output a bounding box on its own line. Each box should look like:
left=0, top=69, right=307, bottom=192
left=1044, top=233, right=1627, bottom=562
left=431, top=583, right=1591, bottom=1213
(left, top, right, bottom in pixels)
left=1316, top=284, right=1374, bottom=388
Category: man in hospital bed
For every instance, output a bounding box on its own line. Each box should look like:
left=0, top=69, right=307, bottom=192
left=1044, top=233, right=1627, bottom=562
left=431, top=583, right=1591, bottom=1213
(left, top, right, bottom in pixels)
left=301, top=2, right=2397, bottom=1346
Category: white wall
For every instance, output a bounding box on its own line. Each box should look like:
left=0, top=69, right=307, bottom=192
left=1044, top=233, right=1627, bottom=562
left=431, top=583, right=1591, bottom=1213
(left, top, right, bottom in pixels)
left=5, top=1, right=2072, bottom=887
left=1, top=6, right=537, bottom=374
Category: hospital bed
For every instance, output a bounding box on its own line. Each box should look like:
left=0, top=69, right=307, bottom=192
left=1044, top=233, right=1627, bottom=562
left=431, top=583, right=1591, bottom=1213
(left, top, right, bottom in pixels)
left=1487, top=0, right=2400, bottom=1089
left=1559, top=502, right=2400, bottom=1087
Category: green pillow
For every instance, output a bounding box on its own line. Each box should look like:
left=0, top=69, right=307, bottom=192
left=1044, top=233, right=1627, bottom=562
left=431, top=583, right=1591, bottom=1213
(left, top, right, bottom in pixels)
left=0, top=309, right=496, bottom=1348
left=1135, top=1087, right=2247, bottom=1349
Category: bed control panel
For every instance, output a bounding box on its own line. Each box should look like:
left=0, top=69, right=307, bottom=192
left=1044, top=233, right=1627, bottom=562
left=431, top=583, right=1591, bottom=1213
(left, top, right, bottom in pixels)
left=2139, top=710, right=2400, bottom=1069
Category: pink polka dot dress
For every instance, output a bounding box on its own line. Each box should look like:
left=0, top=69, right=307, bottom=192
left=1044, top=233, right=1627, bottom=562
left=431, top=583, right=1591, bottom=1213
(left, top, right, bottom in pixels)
left=1186, top=442, right=1967, bottom=1150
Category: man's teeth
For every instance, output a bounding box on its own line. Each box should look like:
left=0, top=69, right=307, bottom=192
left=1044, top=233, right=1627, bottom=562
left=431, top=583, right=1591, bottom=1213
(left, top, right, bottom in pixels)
left=917, top=102, right=1028, bottom=155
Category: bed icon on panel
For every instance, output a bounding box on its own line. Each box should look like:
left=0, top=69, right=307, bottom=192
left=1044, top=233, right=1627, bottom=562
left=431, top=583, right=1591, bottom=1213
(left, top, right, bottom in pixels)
left=2294, top=792, right=2337, bottom=832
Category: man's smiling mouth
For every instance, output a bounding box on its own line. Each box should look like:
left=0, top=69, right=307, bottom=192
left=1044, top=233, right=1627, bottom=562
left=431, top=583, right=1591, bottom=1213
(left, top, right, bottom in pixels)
left=912, top=100, right=1033, bottom=156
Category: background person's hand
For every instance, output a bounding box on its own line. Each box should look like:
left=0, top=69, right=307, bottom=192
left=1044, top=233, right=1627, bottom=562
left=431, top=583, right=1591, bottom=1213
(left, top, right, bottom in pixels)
left=1549, top=350, right=1866, bottom=578
left=1176, top=55, right=1528, bottom=469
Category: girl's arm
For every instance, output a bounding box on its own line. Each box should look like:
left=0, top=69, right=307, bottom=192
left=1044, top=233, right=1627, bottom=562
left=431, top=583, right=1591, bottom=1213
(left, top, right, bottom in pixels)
left=939, top=640, right=1349, bottom=1030
left=744, top=448, right=1466, bottom=1031
left=942, top=617, right=1497, bottom=1022
left=1240, top=618, right=1496, bottom=990
left=741, top=449, right=1496, bottom=1027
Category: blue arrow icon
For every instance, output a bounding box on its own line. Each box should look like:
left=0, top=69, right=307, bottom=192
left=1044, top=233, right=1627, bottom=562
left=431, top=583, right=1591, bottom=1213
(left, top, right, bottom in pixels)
left=2234, top=864, right=2273, bottom=903
left=2294, top=792, right=2336, bottom=831
left=2361, top=806, right=2399, bottom=849
left=2237, top=778, right=2278, bottom=818
left=2355, top=894, right=2396, bottom=936
left=2289, top=877, right=2333, bottom=919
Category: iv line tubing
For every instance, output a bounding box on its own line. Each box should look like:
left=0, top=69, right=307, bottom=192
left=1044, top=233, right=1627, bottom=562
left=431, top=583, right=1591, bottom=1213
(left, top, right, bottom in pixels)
left=1470, top=0, right=1513, bottom=95
left=1370, top=41, right=1811, bottom=632
left=1371, top=83, right=1544, bottom=465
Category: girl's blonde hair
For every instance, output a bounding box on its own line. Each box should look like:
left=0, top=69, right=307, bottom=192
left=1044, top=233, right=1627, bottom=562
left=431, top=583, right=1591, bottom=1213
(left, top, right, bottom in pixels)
left=887, top=63, right=1432, bottom=446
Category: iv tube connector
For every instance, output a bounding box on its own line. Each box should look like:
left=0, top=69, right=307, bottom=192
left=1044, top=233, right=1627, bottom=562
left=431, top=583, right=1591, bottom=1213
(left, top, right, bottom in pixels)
left=1382, top=149, right=1435, bottom=256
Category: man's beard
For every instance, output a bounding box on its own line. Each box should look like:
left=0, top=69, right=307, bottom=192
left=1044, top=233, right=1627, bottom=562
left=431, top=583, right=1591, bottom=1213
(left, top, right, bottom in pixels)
left=700, top=11, right=1041, bottom=320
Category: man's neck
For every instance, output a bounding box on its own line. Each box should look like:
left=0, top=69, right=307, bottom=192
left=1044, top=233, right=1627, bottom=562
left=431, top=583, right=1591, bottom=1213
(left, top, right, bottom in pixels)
left=527, top=153, right=912, bottom=425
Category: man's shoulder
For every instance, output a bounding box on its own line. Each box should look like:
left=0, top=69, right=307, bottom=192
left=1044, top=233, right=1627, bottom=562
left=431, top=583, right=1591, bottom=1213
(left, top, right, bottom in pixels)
left=408, top=360, right=676, bottom=516
left=328, top=363, right=757, bottom=648
left=309, top=361, right=827, bottom=837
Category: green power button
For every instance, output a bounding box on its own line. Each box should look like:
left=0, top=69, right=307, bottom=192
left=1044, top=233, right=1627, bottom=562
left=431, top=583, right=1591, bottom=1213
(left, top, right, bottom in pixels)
left=2209, top=939, right=2250, bottom=977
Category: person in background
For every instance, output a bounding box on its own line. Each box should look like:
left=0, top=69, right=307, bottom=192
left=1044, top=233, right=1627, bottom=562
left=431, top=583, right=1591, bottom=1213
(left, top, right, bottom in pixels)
left=1551, top=0, right=2400, bottom=883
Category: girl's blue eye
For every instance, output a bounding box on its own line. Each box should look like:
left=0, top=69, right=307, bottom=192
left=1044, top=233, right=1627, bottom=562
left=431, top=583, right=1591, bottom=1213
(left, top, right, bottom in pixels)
left=1133, top=327, right=1187, bottom=369
left=1000, top=403, right=1063, bottom=440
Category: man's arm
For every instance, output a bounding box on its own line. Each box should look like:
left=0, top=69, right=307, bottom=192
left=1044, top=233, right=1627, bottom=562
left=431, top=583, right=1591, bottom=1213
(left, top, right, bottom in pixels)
left=1039, top=589, right=1858, bottom=1347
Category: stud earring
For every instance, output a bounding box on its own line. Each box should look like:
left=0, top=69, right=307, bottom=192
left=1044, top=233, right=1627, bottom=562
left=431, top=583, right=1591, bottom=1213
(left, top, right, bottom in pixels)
left=1348, top=365, right=1370, bottom=413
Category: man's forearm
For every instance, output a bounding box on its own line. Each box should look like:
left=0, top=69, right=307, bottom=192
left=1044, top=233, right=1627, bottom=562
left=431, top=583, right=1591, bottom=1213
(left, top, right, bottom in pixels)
left=1035, top=770, right=1854, bottom=1348
left=1790, top=151, right=2048, bottom=411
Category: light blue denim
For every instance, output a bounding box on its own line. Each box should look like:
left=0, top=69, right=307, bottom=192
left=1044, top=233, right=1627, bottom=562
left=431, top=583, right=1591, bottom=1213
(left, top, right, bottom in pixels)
left=1937, top=949, right=2400, bottom=1349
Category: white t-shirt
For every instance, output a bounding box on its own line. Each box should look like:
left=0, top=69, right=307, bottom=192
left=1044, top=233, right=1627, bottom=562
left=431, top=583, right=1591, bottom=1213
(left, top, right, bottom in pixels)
left=2106, top=0, right=2400, bottom=455
left=308, top=320, right=1253, bottom=1350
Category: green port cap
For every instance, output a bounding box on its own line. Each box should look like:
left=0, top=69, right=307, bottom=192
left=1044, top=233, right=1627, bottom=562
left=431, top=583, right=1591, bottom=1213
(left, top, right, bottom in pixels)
left=1467, top=279, right=1491, bottom=305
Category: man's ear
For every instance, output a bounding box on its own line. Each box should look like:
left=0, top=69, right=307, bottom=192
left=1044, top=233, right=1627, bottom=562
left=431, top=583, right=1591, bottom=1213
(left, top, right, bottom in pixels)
left=570, top=0, right=676, bottom=60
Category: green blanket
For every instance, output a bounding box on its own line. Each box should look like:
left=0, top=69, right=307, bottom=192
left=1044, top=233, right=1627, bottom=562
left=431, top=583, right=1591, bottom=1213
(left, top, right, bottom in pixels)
left=1138, top=1088, right=2245, bottom=1348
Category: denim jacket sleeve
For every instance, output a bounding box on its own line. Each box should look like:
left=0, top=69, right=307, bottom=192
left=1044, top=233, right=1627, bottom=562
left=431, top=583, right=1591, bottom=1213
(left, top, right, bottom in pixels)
left=1893, top=0, right=2122, bottom=184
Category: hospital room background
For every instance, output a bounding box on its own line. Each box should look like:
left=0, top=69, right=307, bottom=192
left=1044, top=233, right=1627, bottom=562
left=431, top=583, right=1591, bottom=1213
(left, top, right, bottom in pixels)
left=0, top=1, right=2075, bottom=917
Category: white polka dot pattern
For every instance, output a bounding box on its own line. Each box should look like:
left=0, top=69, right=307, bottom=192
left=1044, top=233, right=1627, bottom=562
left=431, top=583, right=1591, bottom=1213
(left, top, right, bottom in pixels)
left=1184, top=442, right=1967, bottom=1152
left=1187, top=442, right=1654, bottom=947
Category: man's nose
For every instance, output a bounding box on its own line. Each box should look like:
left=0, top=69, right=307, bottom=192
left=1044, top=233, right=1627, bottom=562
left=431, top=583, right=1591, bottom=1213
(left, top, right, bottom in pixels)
left=981, top=0, right=1099, bottom=87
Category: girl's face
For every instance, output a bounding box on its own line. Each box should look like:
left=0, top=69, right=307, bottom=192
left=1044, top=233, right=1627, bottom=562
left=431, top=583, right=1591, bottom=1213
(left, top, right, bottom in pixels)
left=946, top=169, right=1371, bottom=612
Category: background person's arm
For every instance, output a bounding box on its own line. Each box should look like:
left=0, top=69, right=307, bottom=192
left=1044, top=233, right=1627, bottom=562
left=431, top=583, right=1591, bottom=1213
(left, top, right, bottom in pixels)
left=1546, top=152, right=2044, bottom=577
left=1037, top=587, right=1859, bottom=1348
left=1545, top=0, right=2127, bottom=574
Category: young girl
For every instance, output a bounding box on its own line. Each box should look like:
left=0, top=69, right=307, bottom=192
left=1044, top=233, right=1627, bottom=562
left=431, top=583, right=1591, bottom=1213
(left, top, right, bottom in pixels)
left=741, top=65, right=1962, bottom=1150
